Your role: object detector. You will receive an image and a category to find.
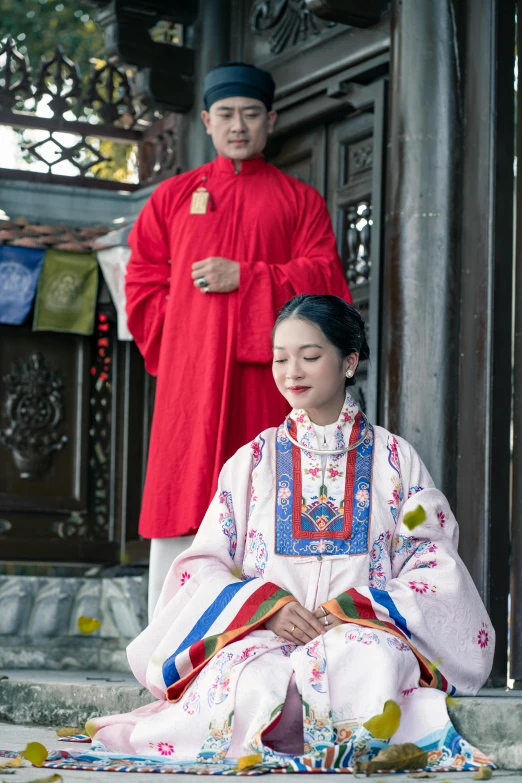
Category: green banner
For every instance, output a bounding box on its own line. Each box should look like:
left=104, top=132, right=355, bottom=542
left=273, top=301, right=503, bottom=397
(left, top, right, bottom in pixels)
left=33, top=249, right=99, bottom=335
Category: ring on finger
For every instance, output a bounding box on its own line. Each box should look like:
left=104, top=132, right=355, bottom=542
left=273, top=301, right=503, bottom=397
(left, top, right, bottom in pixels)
left=320, top=605, right=328, bottom=617
left=290, top=625, right=296, bottom=634
left=195, top=277, right=207, bottom=289
left=323, top=616, right=329, bottom=627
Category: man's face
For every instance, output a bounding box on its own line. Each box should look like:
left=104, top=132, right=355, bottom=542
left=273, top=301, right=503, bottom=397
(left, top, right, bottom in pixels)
left=201, top=97, right=277, bottom=160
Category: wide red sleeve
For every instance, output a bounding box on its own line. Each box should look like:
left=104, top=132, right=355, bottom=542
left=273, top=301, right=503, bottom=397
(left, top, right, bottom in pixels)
left=237, top=186, right=352, bottom=363
left=125, top=184, right=172, bottom=376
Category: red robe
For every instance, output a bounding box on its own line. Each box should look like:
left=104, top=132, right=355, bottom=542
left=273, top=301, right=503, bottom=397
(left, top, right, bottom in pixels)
left=126, top=154, right=352, bottom=538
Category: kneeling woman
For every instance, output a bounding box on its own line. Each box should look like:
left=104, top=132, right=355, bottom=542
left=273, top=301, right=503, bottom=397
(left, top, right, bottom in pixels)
left=90, top=295, right=493, bottom=769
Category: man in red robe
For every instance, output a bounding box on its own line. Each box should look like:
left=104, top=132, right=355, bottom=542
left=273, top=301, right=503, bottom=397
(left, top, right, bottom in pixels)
left=126, top=62, right=352, bottom=617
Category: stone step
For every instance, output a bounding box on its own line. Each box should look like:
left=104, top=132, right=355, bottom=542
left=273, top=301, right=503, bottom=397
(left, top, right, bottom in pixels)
left=0, top=671, right=521, bottom=769
left=0, top=575, right=147, bottom=673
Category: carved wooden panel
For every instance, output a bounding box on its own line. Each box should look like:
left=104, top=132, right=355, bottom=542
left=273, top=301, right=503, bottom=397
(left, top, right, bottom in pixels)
left=266, top=126, right=325, bottom=193
left=0, top=293, right=153, bottom=563
left=0, top=326, right=89, bottom=512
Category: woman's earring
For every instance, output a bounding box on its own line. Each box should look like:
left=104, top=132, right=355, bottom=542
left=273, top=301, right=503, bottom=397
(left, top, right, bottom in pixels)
left=346, top=370, right=354, bottom=378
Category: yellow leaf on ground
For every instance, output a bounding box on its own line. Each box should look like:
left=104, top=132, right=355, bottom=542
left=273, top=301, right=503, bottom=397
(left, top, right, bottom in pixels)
left=55, top=728, right=81, bottom=737
left=473, top=767, right=493, bottom=780
left=403, top=505, right=427, bottom=531
left=24, top=775, right=62, bottom=783
left=77, top=616, right=101, bottom=634
left=357, top=743, right=428, bottom=776
left=21, top=742, right=48, bottom=767
left=235, top=753, right=263, bottom=770
left=408, top=773, right=436, bottom=779
left=0, top=757, right=22, bottom=768
left=363, top=700, right=401, bottom=740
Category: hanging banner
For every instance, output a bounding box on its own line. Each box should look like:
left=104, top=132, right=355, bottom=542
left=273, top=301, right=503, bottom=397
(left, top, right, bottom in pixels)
left=0, top=245, right=46, bottom=325
left=33, top=249, right=98, bottom=335
left=97, top=246, right=133, bottom=341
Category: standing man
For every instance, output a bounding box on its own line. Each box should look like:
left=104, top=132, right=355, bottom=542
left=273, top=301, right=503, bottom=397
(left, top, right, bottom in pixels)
left=126, top=62, right=352, bottom=619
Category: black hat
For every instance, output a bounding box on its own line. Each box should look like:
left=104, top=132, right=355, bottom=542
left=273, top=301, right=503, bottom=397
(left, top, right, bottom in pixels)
left=203, top=63, right=275, bottom=111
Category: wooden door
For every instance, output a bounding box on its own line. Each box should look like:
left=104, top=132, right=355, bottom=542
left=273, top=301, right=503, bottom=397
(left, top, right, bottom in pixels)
left=266, top=81, right=387, bottom=422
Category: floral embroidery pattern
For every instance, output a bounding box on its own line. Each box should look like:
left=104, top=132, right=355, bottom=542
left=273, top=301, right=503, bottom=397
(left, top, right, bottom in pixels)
left=218, top=490, right=236, bottom=560
left=408, top=485, right=424, bottom=498
left=402, top=687, right=419, bottom=697
left=387, top=436, right=400, bottom=473
left=207, top=645, right=268, bottom=708
left=413, top=559, right=437, bottom=570
left=247, top=529, right=269, bottom=575
left=386, top=636, right=410, bottom=652
left=438, top=510, right=446, bottom=527
left=307, top=639, right=327, bottom=693
left=180, top=571, right=191, bottom=586
left=409, top=579, right=436, bottom=594
left=355, top=488, right=370, bottom=507
left=183, top=688, right=200, bottom=715
left=250, top=434, right=265, bottom=469
left=248, top=482, right=258, bottom=521
left=279, top=642, right=297, bottom=657
left=345, top=628, right=380, bottom=645
left=157, top=742, right=174, bottom=756
left=477, top=622, right=489, bottom=649
left=369, top=530, right=392, bottom=589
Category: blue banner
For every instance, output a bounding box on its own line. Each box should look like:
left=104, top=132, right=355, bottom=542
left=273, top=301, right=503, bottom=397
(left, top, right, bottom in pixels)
left=0, top=245, right=46, bottom=325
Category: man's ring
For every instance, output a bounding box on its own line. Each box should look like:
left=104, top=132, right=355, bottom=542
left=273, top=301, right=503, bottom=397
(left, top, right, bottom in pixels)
left=290, top=625, right=296, bottom=634
left=320, top=606, right=328, bottom=617
left=196, top=277, right=207, bottom=289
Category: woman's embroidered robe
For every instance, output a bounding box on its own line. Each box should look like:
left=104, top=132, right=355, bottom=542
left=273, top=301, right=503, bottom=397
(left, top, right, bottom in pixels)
left=89, top=395, right=494, bottom=771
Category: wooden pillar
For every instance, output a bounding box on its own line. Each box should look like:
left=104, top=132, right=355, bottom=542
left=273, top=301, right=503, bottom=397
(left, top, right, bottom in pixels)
left=456, top=0, right=513, bottom=686
left=382, top=0, right=514, bottom=685
left=180, top=0, right=231, bottom=170
left=381, top=0, right=463, bottom=505
left=510, top=6, right=522, bottom=687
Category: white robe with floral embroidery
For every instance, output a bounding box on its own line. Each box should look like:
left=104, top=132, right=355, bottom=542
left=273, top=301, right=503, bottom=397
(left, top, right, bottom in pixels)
left=89, top=394, right=494, bottom=770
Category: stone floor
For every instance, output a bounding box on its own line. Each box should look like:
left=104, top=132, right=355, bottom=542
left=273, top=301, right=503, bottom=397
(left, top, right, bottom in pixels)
left=1, top=671, right=522, bottom=776
left=1, top=723, right=522, bottom=783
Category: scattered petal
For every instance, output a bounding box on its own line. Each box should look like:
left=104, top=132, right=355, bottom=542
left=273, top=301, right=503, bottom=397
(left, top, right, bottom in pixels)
left=56, top=728, right=81, bottom=737
left=235, top=753, right=263, bottom=771
left=84, top=719, right=97, bottom=738
left=21, top=742, right=48, bottom=767
left=0, top=757, right=22, bottom=769
left=363, top=700, right=401, bottom=740
left=403, top=505, right=427, bottom=531
left=24, top=775, right=62, bottom=783
left=427, top=657, right=442, bottom=673
left=77, top=616, right=101, bottom=634
left=357, top=743, right=428, bottom=776
left=473, top=767, right=493, bottom=780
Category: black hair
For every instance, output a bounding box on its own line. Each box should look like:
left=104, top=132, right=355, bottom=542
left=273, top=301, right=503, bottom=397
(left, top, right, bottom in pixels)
left=272, top=294, right=369, bottom=387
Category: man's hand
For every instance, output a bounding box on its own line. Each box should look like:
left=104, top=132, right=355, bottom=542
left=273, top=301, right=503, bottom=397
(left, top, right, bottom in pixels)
left=313, top=605, right=344, bottom=631
left=265, top=601, right=325, bottom=645
left=191, top=257, right=240, bottom=294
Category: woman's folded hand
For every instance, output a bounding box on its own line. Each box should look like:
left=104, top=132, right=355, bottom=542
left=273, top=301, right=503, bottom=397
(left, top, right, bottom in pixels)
left=265, top=601, right=326, bottom=644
